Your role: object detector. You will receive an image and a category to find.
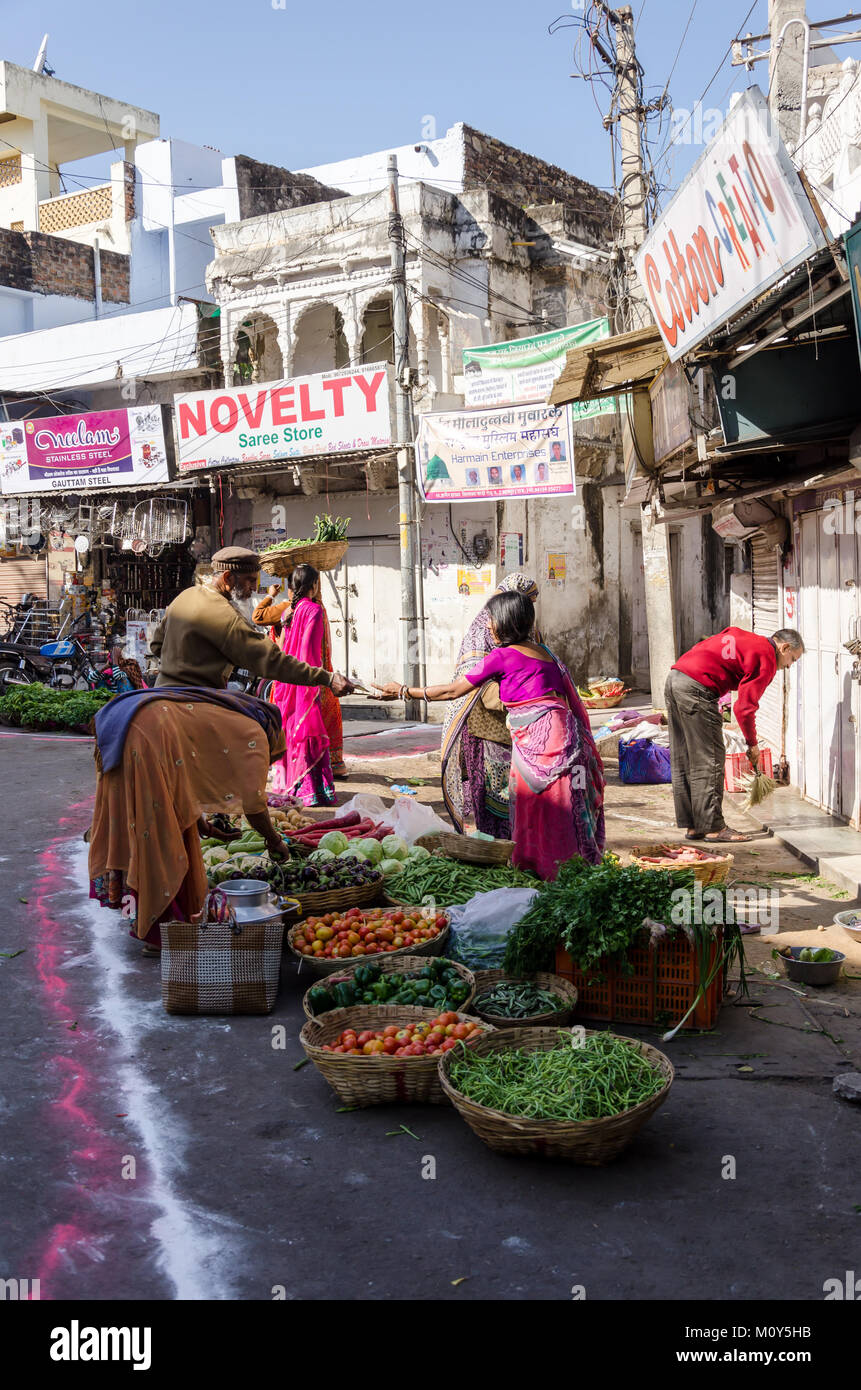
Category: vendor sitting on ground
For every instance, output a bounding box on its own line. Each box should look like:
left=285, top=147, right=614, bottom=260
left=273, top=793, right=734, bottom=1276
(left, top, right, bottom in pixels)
left=148, top=546, right=352, bottom=697
left=664, top=626, right=804, bottom=844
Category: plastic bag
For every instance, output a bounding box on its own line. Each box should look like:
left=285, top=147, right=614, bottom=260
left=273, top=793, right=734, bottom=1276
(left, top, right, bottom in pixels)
left=336, top=792, right=451, bottom=844
left=618, top=737, right=672, bottom=785
left=446, top=886, right=539, bottom=969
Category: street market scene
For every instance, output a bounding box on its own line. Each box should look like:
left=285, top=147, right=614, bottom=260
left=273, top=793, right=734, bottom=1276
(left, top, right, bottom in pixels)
left=2, top=0, right=861, bottom=1341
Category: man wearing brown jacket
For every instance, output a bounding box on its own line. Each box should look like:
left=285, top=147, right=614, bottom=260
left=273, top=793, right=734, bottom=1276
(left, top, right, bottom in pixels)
left=149, top=546, right=352, bottom=696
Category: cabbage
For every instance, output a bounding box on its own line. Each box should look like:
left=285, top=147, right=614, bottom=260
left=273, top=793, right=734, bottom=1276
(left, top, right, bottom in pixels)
left=407, top=844, right=431, bottom=860
left=308, top=847, right=335, bottom=863
left=379, top=857, right=404, bottom=878
left=319, top=830, right=349, bottom=855
left=354, top=837, right=383, bottom=863
left=381, top=834, right=408, bottom=861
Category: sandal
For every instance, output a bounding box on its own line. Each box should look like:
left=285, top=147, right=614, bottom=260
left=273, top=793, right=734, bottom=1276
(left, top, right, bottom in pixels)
left=704, top=828, right=770, bottom=843
left=141, top=944, right=161, bottom=957
left=685, top=830, right=705, bottom=840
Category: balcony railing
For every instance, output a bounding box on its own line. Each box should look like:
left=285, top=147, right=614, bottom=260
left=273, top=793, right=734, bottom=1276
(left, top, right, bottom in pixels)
left=802, top=61, right=861, bottom=188
left=38, top=184, right=113, bottom=234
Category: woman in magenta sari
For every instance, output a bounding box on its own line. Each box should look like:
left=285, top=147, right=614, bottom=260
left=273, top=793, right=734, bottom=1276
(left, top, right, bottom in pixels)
left=267, top=564, right=336, bottom=806
left=375, top=590, right=604, bottom=879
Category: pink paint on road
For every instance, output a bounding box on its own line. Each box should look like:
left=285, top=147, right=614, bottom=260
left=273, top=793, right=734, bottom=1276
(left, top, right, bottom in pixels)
left=25, top=807, right=146, bottom=1297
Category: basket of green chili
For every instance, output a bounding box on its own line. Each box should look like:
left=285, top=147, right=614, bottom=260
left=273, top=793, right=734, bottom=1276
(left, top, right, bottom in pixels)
left=470, top=971, right=578, bottom=1027
left=438, top=1028, right=673, bottom=1164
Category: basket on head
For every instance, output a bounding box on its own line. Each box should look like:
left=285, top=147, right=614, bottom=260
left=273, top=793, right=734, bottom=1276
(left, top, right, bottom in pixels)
left=630, top=844, right=733, bottom=886
left=287, top=909, right=450, bottom=976
left=302, top=953, right=474, bottom=1020
left=470, top=970, right=578, bottom=1027
left=415, top=832, right=514, bottom=865
left=299, top=1004, right=490, bottom=1106
left=438, top=1027, right=674, bottom=1163
left=260, top=540, right=348, bottom=577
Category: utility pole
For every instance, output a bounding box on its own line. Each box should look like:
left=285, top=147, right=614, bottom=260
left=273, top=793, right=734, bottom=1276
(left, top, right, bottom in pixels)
left=387, top=154, right=420, bottom=718
left=613, top=4, right=650, bottom=329
left=593, top=3, right=677, bottom=702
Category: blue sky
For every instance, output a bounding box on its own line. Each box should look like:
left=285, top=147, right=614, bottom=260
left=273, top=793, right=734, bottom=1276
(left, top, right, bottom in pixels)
left=2, top=0, right=777, bottom=200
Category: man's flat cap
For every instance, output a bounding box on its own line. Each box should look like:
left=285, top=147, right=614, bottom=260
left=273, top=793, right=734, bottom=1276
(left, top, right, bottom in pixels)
left=211, top=546, right=261, bottom=574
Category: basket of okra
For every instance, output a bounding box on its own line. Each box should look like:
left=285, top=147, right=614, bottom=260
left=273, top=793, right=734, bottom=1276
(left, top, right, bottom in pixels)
left=470, top=971, right=578, bottom=1027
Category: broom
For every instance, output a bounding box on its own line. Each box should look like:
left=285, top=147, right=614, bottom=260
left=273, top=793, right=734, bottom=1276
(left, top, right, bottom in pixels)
left=741, top=768, right=777, bottom=810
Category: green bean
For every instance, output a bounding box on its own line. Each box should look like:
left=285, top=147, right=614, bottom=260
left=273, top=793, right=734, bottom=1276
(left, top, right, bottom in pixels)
left=447, top=1033, right=665, bottom=1122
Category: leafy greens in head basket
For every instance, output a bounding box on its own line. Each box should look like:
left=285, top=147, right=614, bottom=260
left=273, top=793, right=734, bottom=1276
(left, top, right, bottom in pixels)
left=503, top=853, right=746, bottom=1032
left=262, top=514, right=350, bottom=552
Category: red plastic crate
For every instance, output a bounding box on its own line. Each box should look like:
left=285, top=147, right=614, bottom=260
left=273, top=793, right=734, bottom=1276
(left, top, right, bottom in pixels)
left=555, top=930, right=724, bottom=1031
left=724, top=747, right=772, bottom=793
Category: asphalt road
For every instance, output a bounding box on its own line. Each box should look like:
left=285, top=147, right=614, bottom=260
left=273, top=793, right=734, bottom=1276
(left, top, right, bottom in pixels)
left=2, top=729, right=860, bottom=1302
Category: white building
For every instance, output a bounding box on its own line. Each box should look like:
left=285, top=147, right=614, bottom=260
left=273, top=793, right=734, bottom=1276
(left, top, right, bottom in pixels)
left=204, top=126, right=630, bottom=690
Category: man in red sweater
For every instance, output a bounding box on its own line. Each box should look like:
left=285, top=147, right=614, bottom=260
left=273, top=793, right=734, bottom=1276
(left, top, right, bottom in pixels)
left=664, top=627, right=804, bottom=843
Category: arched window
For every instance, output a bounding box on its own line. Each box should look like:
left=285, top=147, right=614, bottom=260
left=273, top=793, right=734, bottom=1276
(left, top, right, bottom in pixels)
left=291, top=303, right=349, bottom=376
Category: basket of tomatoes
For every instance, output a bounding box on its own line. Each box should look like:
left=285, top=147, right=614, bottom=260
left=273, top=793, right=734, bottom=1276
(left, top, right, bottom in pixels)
left=299, top=1007, right=490, bottom=1106
left=286, top=904, right=450, bottom=976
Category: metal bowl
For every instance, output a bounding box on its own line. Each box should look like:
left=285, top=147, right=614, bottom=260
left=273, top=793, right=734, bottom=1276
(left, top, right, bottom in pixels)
left=778, top=945, right=845, bottom=986
left=833, top=910, right=861, bottom=944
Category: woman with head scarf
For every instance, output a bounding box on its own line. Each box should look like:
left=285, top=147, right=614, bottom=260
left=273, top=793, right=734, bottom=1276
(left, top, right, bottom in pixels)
left=439, top=573, right=539, bottom=838
left=375, top=588, right=604, bottom=878
left=264, top=563, right=337, bottom=806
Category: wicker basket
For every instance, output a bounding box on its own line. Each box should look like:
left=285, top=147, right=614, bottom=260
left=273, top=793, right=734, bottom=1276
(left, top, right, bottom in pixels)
left=438, top=1027, right=674, bottom=1163
left=260, top=540, right=348, bottom=577
left=470, top=970, right=578, bottom=1027
left=302, top=954, right=475, bottom=1020
left=287, top=914, right=450, bottom=977
left=289, top=879, right=382, bottom=917
left=631, top=845, right=734, bottom=886
left=300, top=1005, right=490, bottom=1106
left=415, top=832, right=514, bottom=865
left=581, top=690, right=630, bottom=709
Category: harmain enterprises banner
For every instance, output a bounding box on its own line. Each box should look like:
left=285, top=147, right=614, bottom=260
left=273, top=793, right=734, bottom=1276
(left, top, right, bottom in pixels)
left=416, top=402, right=575, bottom=503
left=0, top=405, right=172, bottom=495
left=635, top=87, right=826, bottom=361
left=174, top=363, right=394, bottom=472
left=463, top=319, right=616, bottom=411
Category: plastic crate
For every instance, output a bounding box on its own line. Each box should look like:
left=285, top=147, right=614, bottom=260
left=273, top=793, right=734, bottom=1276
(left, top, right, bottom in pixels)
left=724, top=747, right=773, bottom=793
left=555, top=930, right=724, bottom=1031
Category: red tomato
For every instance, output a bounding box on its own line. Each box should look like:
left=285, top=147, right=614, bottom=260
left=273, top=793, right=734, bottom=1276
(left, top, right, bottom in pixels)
left=365, top=944, right=380, bottom=955
left=435, top=914, right=448, bottom=929
left=356, top=1031, right=375, bottom=1046
left=382, top=1038, right=398, bottom=1054
left=452, top=1024, right=469, bottom=1040
left=351, top=945, right=366, bottom=956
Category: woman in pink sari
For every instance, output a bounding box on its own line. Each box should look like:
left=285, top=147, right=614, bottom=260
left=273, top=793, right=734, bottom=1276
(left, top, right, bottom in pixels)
left=375, top=590, right=604, bottom=879
left=267, top=564, right=336, bottom=806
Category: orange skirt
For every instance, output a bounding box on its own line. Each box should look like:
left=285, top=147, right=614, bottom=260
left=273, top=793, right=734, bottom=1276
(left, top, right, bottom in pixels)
left=88, top=700, right=275, bottom=939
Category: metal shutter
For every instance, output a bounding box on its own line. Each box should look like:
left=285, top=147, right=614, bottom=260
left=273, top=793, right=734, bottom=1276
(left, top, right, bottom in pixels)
left=0, top=554, right=48, bottom=606
left=750, top=533, right=782, bottom=756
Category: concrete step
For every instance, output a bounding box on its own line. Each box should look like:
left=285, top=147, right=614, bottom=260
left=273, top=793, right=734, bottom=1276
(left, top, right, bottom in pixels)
left=741, top=785, right=861, bottom=902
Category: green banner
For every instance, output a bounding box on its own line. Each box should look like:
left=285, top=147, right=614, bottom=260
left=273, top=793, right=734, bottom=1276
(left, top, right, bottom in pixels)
left=462, top=317, right=616, bottom=416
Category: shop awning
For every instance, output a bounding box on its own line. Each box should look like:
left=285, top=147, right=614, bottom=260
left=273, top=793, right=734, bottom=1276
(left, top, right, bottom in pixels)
left=548, top=323, right=667, bottom=407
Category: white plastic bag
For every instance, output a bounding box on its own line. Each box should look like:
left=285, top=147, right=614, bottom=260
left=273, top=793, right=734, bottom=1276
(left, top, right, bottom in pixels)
left=446, top=886, right=539, bottom=969
left=337, top=792, right=451, bottom=844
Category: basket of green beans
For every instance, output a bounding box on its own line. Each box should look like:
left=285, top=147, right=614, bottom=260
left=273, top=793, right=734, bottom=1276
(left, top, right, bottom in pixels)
left=437, top=1028, right=673, bottom=1164
left=470, top=971, right=578, bottom=1027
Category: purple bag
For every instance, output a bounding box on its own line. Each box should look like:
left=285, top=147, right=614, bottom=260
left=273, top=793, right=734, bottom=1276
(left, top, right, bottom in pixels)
left=619, top=737, right=672, bottom=785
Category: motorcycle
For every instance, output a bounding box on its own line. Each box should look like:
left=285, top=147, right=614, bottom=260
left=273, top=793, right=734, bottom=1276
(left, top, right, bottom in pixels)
left=0, top=609, right=124, bottom=696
